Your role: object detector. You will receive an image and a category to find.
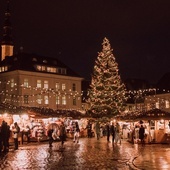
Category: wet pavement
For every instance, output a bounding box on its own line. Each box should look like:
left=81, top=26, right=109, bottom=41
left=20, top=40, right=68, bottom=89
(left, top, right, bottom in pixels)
left=0, top=137, right=170, bottom=170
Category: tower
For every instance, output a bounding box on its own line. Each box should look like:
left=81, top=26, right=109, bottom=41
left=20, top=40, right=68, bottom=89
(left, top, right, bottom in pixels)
left=1, top=0, right=14, bottom=61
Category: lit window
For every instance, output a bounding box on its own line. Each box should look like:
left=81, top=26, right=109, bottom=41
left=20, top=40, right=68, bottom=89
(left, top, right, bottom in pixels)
left=37, top=95, right=42, bottom=104
left=56, top=82, right=60, bottom=90
left=37, top=80, right=41, bottom=88
left=11, top=79, right=14, bottom=88
left=44, top=80, right=48, bottom=89
left=37, top=65, right=41, bottom=71
left=156, top=102, right=159, bottom=109
left=147, top=104, right=150, bottom=110
left=165, top=100, right=169, bottom=108
left=62, top=83, right=66, bottom=91
left=56, top=96, right=60, bottom=105
left=62, top=96, right=66, bottom=105
left=47, top=67, right=57, bottom=73
left=44, top=95, right=49, bottom=104
left=42, top=66, right=46, bottom=71
left=23, top=79, right=29, bottom=87
left=72, top=83, right=76, bottom=91
left=24, top=95, right=29, bottom=104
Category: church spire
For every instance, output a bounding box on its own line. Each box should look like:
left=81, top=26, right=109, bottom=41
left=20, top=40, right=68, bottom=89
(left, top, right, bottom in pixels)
left=1, top=0, right=14, bottom=61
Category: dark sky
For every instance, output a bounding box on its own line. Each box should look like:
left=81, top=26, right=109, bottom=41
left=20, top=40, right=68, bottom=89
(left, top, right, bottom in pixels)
left=0, top=0, right=170, bottom=84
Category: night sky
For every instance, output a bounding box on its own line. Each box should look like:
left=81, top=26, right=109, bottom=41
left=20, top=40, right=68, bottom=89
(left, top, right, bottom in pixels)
left=0, top=0, right=170, bottom=84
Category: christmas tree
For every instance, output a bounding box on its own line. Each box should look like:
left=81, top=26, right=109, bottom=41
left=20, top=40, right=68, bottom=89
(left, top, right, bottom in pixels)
left=87, top=37, right=127, bottom=118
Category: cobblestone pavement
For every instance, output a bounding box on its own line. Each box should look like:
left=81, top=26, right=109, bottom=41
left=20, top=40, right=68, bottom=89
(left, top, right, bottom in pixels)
left=0, top=137, right=170, bottom=170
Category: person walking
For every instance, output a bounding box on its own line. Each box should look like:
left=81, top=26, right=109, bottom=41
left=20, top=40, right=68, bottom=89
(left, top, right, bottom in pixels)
left=86, top=121, right=92, bottom=138
left=139, top=124, right=145, bottom=146
left=5, top=122, right=10, bottom=152
left=47, top=127, right=54, bottom=147
left=95, top=121, right=100, bottom=140
left=73, top=121, right=80, bottom=143
left=110, top=122, right=115, bottom=144
left=115, top=122, right=121, bottom=144
left=59, top=121, right=66, bottom=149
left=12, top=122, right=20, bottom=150
left=106, top=122, right=110, bottom=142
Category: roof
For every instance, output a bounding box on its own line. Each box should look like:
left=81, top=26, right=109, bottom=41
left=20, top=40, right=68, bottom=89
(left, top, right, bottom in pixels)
left=118, top=108, right=170, bottom=121
left=0, top=52, right=82, bottom=78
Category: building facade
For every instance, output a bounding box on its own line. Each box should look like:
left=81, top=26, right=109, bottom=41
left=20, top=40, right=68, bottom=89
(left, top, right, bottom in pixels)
left=0, top=1, right=83, bottom=112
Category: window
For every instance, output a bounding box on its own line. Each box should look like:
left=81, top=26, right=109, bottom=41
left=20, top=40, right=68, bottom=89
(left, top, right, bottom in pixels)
left=62, top=96, right=66, bottom=105
left=23, top=79, right=29, bottom=87
left=37, top=80, right=41, bottom=88
left=47, top=67, right=57, bottom=73
left=165, top=100, right=169, bottom=108
left=0, top=66, right=8, bottom=72
left=62, top=83, right=66, bottom=91
left=58, top=68, right=61, bottom=74
left=56, top=96, right=60, bottom=105
left=61, top=68, right=66, bottom=74
left=11, top=79, right=14, bottom=88
left=37, top=65, right=41, bottom=71
left=56, top=82, right=60, bottom=90
left=44, top=95, right=49, bottom=105
left=37, top=95, right=42, bottom=104
left=73, top=97, right=76, bottom=105
left=42, top=66, right=46, bottom=71
left=156, top=102, right=159, bottom=109
left=24, top=95, right=29, bottom=104
left=44, top=80, right=48, bottom=89
left=72, top=83, right=76, bottom=91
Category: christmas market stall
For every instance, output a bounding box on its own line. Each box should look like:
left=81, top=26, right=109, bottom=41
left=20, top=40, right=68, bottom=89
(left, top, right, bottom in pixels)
left=119, top=109, right=170, bottom=144
left=0, top=103, right=90, bottom=144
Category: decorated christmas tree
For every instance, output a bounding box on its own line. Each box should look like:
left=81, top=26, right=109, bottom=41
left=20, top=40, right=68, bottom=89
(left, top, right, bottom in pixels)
left=87, top=37, right=127, bottom=118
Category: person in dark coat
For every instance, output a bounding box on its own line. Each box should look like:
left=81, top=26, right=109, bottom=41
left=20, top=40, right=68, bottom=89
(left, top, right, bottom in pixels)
left=110, top=122, right=115, bottom=144
left=106, top=122, right=110, bottom=142
left=86, top=121, right=92, bottom=138
left=1, top=121, right=8, bottom=152
left=5, top=122, right=11, bottom=152
left=59, top=121, right=66, bottom=149
left=47, top=127, right=54, bottom=147
left=139, top=125, right=145, bottom=145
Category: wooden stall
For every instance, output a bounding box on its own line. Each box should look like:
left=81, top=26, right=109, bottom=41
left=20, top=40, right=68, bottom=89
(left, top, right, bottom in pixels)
left=121, top=109, right=170, bottom=144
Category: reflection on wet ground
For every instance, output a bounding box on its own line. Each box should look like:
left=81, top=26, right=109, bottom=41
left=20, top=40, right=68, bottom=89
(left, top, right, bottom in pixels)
left=0, top=137, right=170, bottom=170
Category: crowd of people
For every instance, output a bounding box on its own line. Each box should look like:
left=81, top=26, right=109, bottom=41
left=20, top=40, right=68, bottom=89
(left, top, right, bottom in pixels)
left=0, top=119, right=146, bottom=153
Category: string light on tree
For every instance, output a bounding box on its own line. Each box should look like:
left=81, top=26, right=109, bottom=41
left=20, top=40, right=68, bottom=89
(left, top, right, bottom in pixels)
left=87, top=37, right=127, bottom=118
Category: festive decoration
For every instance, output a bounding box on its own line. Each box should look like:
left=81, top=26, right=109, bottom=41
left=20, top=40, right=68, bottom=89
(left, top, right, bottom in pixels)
left=87, top=37, right=127, bottom=118
left=116, top=108, right=170, bottom=121
left=0, top=102, right=86, bottom=119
